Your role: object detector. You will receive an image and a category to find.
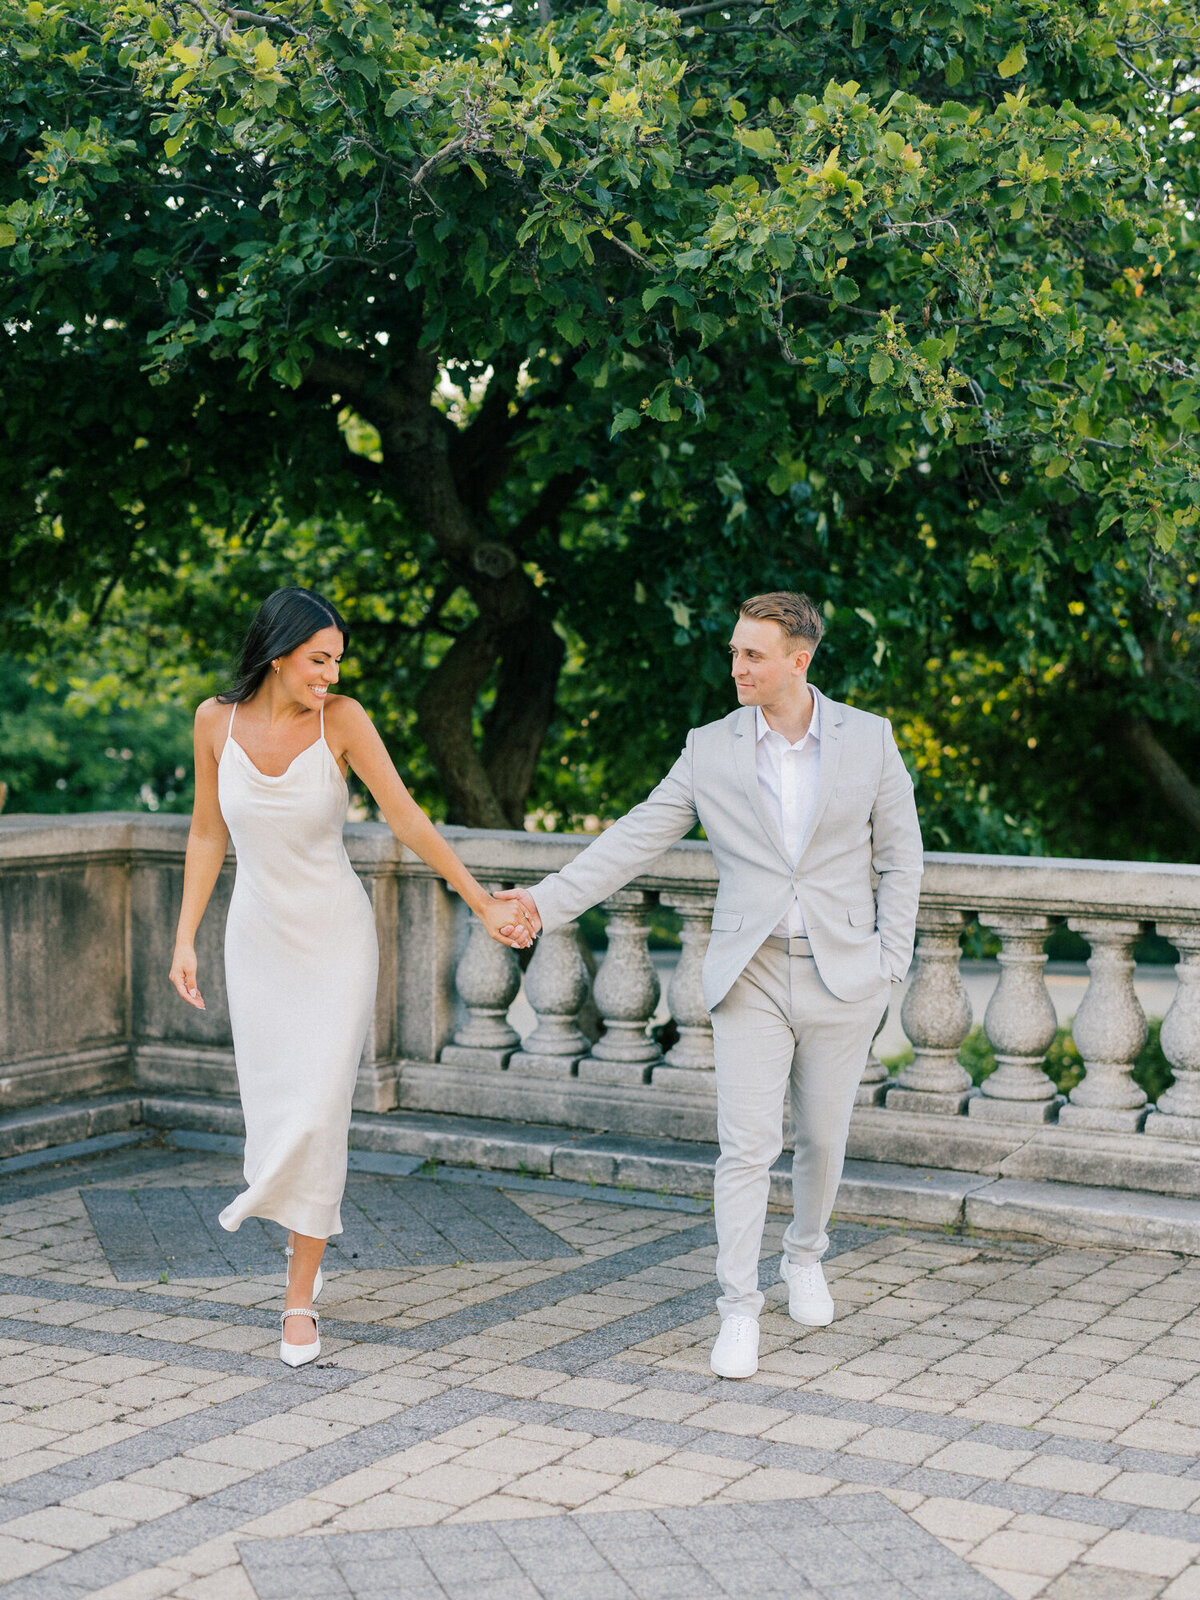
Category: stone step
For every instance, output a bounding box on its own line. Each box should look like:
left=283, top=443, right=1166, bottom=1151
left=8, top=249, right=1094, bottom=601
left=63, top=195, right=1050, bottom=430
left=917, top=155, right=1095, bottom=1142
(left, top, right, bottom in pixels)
left=0, top=1092, right=143, bottom=1161
left=8, top=1091, right=1200, bottom=1255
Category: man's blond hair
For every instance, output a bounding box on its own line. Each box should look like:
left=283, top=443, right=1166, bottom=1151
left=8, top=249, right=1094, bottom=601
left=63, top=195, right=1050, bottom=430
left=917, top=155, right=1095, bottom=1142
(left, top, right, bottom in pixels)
left=738, top=591, right=824, bottom=652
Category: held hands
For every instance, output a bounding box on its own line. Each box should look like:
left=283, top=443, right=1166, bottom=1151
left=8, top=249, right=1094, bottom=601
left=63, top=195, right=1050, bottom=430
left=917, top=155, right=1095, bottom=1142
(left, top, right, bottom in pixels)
left=481, top=891, right=538, bottom=950
left=169, top=944, right=206, bottom=1010
left=490, top=886, right=542, bottom=949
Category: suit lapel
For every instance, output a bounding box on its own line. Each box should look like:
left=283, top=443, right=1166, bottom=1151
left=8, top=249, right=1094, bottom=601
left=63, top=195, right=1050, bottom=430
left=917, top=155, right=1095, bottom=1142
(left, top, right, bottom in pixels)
left=732, top=706, right=791, bottom=866
left=799, top=689, right=844, bottom=857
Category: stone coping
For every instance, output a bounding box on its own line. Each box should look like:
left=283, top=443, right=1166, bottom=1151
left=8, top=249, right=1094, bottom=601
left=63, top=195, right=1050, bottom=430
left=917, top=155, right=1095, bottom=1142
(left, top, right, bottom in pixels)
left=3, top=812, right=1198, bottom=915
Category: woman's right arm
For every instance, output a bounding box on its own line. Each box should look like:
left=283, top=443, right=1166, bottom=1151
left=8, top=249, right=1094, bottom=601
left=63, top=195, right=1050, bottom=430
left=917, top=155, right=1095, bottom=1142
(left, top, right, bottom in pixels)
left=169, top=701, right=230, bottom=1010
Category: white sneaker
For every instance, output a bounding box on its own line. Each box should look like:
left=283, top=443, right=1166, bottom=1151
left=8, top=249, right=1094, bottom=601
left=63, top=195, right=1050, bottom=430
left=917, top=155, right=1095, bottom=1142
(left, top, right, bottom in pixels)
left=781, top=1258, right=835, bottom=1326
left=710, top=1315, right=760, bottom=1379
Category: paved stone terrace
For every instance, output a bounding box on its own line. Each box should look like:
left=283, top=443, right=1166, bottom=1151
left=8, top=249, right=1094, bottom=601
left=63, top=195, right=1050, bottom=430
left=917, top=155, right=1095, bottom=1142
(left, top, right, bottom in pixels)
left=1, top=1132, right=1200, bottom=1599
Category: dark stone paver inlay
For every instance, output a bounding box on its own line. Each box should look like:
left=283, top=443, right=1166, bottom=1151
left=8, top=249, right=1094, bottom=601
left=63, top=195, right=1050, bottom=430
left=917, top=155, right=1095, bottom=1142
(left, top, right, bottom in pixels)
left=238, top=1496, right=1006, bottom=1599
left=82, top=1175, right=575, bottom=1279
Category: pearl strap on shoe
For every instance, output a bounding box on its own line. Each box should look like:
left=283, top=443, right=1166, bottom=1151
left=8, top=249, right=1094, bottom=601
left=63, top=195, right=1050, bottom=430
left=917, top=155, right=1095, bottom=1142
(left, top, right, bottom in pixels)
left=280, top=1308, right=319, bottom=1327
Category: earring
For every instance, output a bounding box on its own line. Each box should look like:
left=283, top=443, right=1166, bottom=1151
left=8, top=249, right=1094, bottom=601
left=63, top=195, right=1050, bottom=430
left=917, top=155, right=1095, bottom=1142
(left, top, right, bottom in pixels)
left=273, top=664, right=279, bottom=674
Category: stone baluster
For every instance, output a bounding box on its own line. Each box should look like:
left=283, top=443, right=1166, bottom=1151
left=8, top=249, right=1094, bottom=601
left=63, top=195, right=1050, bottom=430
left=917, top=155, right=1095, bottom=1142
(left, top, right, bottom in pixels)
left=855, top=1000, right=891, bottom=1107
left=505, top=922, right=592, bottom=1077
left=438, top=892, right=522, bottom=1071
left=652, top=890, right=716, bottom=1089
left=1142, top=923, right=1200, bottom=1140
left=887, top=908, right=974, bottom=1114
left=969, top=914, right=1061, bottom=1122
left=1057, top=918, right=1149, bottom=1131
left=579, top=891, right=663, bottom=1086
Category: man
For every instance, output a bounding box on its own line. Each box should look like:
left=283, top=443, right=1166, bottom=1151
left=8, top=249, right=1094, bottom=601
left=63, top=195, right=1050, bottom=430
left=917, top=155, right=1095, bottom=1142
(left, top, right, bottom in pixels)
left=498, top=592, right=923, bottom=1379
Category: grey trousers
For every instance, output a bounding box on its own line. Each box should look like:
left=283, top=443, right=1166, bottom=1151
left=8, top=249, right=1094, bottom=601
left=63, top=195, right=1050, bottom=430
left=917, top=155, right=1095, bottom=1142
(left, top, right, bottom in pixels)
left=710, top=942, right=891, bottom=1320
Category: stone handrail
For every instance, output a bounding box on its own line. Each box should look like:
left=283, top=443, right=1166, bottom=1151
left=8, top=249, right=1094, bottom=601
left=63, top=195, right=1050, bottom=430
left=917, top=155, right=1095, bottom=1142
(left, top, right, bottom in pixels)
left=2, top=813, right=1198, bottom=1200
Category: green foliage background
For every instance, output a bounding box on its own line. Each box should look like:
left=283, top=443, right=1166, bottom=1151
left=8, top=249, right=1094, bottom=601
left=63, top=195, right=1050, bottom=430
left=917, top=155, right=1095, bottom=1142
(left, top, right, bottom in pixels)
left=1, top=0, right=1198, bottom=857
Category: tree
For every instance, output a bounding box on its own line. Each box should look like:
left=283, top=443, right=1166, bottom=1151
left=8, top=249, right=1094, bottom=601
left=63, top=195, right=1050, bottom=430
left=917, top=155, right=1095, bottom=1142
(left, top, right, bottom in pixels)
left=2, top=0, right=1197, bottom=845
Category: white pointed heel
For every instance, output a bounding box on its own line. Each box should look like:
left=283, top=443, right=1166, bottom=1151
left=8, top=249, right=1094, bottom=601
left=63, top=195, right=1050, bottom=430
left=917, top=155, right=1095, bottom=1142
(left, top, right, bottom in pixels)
left=284, top=1244, right=323, bottom=1301
left=279, top=1307, right=320, bottom=1367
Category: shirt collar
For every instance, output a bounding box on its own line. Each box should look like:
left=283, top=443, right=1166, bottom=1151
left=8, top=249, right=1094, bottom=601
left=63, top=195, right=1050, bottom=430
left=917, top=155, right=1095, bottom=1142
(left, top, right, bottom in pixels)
left=755, top=687, right=821, bottom=749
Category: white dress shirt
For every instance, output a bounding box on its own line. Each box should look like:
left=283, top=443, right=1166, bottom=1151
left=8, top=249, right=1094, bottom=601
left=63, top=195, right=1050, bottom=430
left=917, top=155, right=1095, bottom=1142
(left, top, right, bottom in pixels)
left=755, top=689, right=822, bottom=937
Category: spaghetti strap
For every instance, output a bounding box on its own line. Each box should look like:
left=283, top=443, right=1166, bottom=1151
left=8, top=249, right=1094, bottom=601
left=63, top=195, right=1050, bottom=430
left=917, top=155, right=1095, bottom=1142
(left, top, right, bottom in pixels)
left=227, top=702, right=237, bottom=735
left=319, top=698, right=325, bottom=739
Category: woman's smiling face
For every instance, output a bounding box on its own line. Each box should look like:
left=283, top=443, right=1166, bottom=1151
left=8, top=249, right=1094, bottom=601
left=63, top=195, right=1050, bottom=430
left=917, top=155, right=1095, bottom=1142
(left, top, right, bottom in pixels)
left=277, top=625, right=344, bottom=708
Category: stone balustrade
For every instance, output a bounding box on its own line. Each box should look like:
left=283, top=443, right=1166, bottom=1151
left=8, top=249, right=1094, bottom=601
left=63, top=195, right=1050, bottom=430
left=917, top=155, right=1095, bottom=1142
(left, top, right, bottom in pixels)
left=3, top=815, right=1200, bottom=1201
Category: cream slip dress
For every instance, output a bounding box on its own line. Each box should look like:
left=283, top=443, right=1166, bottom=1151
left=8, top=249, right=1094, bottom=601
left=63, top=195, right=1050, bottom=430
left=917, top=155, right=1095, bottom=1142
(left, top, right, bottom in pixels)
left=216, top=698, right=377, bottom=1240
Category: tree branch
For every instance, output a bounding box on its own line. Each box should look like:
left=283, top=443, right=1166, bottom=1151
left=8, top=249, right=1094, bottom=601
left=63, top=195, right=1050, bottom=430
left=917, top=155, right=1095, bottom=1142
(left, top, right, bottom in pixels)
left=1124, top=718, right=1200, bottom=835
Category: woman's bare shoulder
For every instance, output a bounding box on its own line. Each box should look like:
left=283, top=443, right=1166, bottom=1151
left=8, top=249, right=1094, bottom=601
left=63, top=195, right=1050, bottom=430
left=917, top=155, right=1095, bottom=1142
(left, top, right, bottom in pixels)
left=323, top=693, right=372, bottom=729
left=194, top=696, right=229, bottom=728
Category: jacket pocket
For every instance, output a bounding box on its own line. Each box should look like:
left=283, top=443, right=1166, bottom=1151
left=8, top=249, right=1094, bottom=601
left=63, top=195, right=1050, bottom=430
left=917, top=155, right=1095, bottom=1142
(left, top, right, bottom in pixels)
left=711, top=910, right=743, bottom=932
left=847, top=901, right=876, bottom=928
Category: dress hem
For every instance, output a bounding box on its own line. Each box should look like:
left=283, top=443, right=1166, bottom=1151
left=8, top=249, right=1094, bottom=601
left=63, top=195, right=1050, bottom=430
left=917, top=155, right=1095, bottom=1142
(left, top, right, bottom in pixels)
left=218, top=1199, right=344, bottom=1240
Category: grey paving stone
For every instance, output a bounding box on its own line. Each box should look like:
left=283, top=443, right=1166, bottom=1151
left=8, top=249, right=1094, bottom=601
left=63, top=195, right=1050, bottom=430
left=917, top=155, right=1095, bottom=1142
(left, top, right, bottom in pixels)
left=1046, top=1494, right=1133, bottom=1528
left=0, top=1576, right=91, bottom=1600
left=498, top=1519, right=594, bottom=1551
left=757, top=1442, right=841, bottom=1475
left=412, top=1524, right=505, bottom=1557
left=1038, top=1435, right=1120, bottom=1463
left=1116, top=1447, right=1192, bottom=1475
left=626, top=1566, right=723, bottom=1600
left=807, top=1494, right=908, bottom=1525
left=334, top=1557, right=438, bottom=1590
left=242, top=1559, right=351, bottom=1599
left=918, top=1577, right=1007, bottom=1600
left=606, top=1539, right=703, bottom=1576
left=538, top=1577, right=636, bottom=1600
left=330, top=1531, right=423, bottom=1560
left=617, top=1419, right=698, bottom=1450
left=547, top=1406, right=634, bottom=1437
left=420, top=1551, right=527, bottom=1586
left=966, top=1422, right=1048, bottom=1451
left=832, top=1454, right=910, bottom=1487
left=655, top=1504, right=754, bottom=1535
left=821, top=1584, right=912, bottom=1600
left=1127, top=1506, right=1200, bottom=1539
left=968, top=1481, right=1059, bottom=1514
left=687, top=1430, right=769, bottom=1463
left=895, top=1467, right=987, bottom=1497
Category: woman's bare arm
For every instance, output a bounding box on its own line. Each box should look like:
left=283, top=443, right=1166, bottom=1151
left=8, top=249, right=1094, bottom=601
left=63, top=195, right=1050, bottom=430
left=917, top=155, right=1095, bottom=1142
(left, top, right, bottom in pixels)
left=169, top=701, right=230, bottom=1009
left=331, top=698, right=529, bottom=946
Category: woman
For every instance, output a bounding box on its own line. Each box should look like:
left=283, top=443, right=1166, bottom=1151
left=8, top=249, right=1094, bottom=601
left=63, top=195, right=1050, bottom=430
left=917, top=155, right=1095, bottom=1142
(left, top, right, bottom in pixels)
left=169, top=587, right=533, bottom=1367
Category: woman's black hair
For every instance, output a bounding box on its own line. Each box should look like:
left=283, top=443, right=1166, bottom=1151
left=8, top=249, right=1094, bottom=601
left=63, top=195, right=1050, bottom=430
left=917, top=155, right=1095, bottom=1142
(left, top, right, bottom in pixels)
left=216, top=588, right=350, bottom=704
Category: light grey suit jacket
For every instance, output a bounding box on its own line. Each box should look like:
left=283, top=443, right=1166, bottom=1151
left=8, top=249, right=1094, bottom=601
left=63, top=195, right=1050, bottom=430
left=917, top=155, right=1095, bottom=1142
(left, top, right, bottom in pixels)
left=530, top=692, right=923, bottom=1010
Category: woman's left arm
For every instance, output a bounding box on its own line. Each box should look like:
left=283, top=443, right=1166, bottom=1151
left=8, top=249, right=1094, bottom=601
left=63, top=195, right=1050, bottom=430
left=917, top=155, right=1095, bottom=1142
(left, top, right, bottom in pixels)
left=333, top=698, right=531, bottom=947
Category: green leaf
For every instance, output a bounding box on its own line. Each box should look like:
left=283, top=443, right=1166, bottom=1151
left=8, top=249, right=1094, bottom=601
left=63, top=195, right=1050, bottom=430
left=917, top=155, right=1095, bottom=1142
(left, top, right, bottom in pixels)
left=997, top=44, right=1027, bottom=78
left=869, top=352, right=894, bottom=384
left=642, top=284, right=694, bottom=312
left=944, top=55, right=964, bottom=87
left=610, top=408, right=641, bottom=436
left=736, top=126, right=777, bottom=156
left=851, top=12, right=865, bottom=46
left=0, top=223, right=16, bottom=248
left=1044, top=455, right=1070, bottom=478
left=831, top=276, right=859, bottom=304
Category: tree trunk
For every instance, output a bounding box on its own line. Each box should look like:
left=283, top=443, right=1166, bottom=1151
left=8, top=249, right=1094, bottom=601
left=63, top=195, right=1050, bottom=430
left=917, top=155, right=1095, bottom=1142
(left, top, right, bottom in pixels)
left=1125, top=717, right=1200, bottom=836
left=309, top=349, right=572, bottom=827
left=483, top=605, right=566, bottom=827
